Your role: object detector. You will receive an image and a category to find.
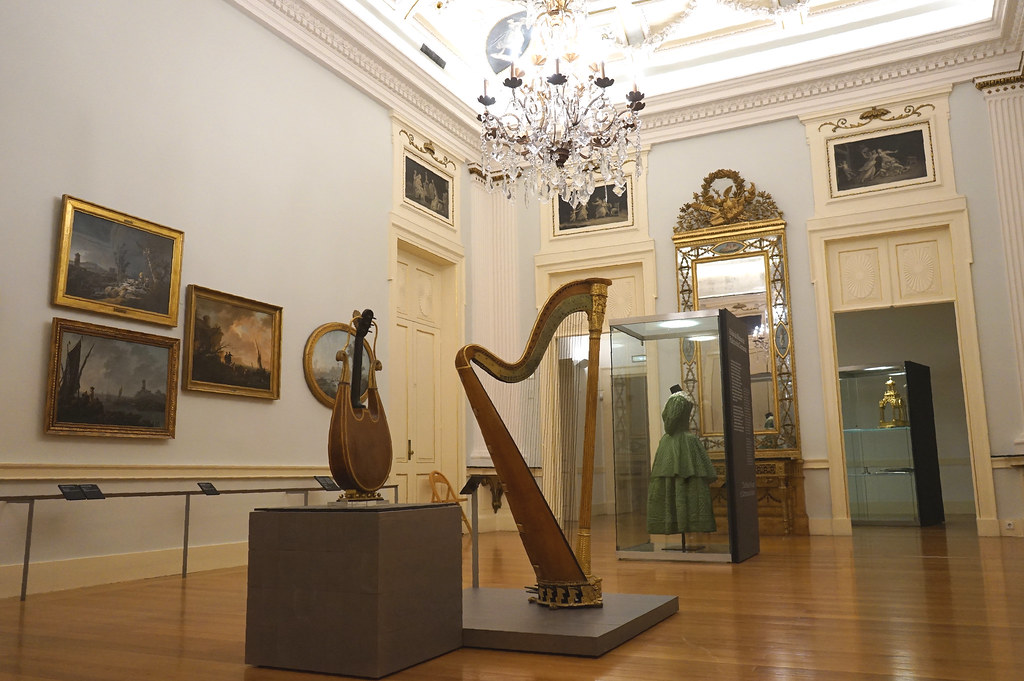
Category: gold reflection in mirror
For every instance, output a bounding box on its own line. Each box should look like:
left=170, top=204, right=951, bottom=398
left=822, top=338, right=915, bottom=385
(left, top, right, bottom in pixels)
left=695, top=254, right=775, bottom=435
left=673, top=169, right=798, bottom=454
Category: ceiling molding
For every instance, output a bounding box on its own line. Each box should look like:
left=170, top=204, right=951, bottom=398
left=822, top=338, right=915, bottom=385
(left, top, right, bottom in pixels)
left=225, top=0, right=480, bottom=160
left=641, top=0, right=1024, bottom=143
left=974, top=50, right=1024, bottom=92
left=226, top=0, right=1023, bottom=153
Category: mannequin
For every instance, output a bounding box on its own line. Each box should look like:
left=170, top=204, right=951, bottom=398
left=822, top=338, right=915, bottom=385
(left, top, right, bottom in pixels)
left=647, top=384, right=717, bottom=549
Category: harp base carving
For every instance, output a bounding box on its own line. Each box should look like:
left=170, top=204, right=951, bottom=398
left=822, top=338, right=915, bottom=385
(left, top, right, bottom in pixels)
left=530, top=577, right=603, bottom=609
left=341, top=490, right=386, bottom=502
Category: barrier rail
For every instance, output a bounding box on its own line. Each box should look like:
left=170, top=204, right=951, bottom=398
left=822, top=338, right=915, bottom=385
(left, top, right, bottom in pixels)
left=1, top=483, right=342, bottom=601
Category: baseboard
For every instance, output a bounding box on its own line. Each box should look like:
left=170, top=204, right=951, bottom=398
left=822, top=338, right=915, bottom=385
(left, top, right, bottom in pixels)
left=999, top=518, right=1024, bottom=537
left=0, top=541, right=248, bottom=599
left=806, top=518, right=834, bottom=535
left=473, top=509, right=519, bottom=533
left=807, top=517, right=853, bottom=536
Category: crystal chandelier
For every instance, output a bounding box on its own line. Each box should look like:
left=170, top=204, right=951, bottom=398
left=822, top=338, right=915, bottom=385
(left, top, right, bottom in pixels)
left=477, top=0, right=645, bottom=208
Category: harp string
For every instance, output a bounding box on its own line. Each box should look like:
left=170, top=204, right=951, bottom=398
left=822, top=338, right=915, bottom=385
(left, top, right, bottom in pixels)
left=480, top=310, right=589, bottom=548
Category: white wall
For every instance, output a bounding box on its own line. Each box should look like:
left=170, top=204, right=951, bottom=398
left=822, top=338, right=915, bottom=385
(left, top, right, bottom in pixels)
left=0, top=0, right=393, bottom=592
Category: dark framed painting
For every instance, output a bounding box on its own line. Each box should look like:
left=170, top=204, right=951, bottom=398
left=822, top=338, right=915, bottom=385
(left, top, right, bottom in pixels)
left=302, top=322, right=376, bottom=407
left=403, top=152, right=454, bottom=226
left=553, top=179, right=633, bottom=236
left=827, top=122, right=935, bottom=198
left=45, top=317, right=179, bottom=438
left=52, top=195, right=184, bottom=326
left=182, top=285, right=282, bottom=399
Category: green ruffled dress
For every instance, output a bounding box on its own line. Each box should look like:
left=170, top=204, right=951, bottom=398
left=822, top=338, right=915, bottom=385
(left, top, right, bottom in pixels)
left=646, top=393, right=718, bottom=534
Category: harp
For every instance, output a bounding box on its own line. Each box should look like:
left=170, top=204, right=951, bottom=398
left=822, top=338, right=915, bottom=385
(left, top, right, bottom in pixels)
left=456, top=278, right=610, bottom=608
left=328, top=309, right=393, bottom=498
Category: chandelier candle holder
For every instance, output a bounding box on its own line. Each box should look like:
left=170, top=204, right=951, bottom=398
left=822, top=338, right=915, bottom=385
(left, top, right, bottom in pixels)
left=477, top=1, right=645, bottom=208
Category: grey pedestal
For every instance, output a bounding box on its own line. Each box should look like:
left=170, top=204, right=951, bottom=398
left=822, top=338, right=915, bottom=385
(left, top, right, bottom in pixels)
left=463, top=587, right=678, bottom=657
left=245, top=503, right=462, bottom=678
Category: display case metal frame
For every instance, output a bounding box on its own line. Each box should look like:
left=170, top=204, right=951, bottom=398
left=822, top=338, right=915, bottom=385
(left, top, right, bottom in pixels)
left=609, top=308, right=759, bottom=563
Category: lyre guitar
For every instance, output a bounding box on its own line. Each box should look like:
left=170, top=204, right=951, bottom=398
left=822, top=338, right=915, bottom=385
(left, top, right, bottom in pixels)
left=328, top=309, right=393, bottom=498
left=456, top=278, right=610, bottom=608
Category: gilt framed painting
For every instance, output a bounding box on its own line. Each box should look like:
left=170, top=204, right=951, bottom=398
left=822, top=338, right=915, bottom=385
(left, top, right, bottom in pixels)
left=827, top=122, right=935, bottom=198
left=45, top=317, right=179, bottom=438
left=182, top=285, right=282, bottom=399
left=403, top=152, right=454, bottom=226
left=553, top=179, right=633, bottom=236
left=52, top=196, right=184, bottom=326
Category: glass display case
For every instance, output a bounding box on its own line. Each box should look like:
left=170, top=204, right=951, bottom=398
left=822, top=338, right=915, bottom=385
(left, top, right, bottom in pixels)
left=609, top=309, right=759, bottom=563
left=840, top=362, right=944, bottom=526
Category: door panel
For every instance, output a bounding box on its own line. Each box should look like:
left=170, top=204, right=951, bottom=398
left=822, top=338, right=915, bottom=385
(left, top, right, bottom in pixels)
left=411, top=326, right=439, bottom=467
left=391, top=246, right=450, bottom=505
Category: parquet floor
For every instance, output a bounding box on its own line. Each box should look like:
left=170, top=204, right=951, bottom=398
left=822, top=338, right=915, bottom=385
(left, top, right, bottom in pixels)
left=2, top=516, right=1022, bottom=680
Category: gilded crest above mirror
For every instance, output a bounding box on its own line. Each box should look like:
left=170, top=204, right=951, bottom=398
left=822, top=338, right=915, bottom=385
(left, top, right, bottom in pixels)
left=673, top=169, right=799, bottom=455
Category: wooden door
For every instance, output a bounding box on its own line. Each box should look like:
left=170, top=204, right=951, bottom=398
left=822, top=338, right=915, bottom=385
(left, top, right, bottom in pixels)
left=390, top=247, right=446, bottom=503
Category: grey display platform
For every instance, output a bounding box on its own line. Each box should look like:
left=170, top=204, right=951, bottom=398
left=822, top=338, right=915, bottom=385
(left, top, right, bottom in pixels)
left=462, top=587, right=678, bottom=657
left=246, top=503, right=462, bottom=679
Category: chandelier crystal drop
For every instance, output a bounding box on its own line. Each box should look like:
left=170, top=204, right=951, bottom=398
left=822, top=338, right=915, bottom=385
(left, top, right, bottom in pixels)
left=477, top=0, right=645, bottom=208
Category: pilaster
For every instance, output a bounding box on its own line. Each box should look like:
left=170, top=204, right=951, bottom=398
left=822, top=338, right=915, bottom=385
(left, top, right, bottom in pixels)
left=975, top=53, right=1024, bottom=453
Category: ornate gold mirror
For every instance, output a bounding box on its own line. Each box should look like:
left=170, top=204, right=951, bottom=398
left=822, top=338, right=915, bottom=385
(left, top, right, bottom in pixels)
left=673, top=169, right=798, bottom=454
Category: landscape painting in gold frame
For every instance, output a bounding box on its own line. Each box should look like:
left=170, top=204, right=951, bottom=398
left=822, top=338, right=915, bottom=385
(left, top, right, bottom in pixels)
left=182, top=285, right=282, bottom=399
left=303, top=322, right=375, bottom=407
left=45, top=317, right=179, bottom=438
left=53, top=195, right=184, bottom=326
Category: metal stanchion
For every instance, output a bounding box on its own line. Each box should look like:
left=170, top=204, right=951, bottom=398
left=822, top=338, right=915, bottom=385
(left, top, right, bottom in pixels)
left=460, top=476, right=487, bottom=589
left=182, top=494, right=191, bottom=578
left=21, top=500, right=34, bottom=601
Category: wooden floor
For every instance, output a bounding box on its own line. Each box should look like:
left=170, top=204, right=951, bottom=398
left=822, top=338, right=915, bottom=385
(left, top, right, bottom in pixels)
left=2, top=517, right=1023, bottom=681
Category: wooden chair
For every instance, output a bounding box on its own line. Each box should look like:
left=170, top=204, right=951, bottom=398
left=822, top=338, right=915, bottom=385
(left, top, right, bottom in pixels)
left=428, top=470, right=472, bottom=535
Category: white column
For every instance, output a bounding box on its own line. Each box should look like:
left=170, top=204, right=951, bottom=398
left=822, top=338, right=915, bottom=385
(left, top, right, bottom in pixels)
left=466, top=170, right=520, bottom=466
left=975, top=55, right=1024, bottom=452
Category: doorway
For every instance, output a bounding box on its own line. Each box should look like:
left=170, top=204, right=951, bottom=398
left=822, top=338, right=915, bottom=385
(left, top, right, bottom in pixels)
left=389, top=242, right=460, bottom=504
left=834, top=303, right=975, bottom=527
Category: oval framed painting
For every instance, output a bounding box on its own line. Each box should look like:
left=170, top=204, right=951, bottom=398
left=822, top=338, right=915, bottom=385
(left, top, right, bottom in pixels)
left=302, top=322, right=374, bottom=407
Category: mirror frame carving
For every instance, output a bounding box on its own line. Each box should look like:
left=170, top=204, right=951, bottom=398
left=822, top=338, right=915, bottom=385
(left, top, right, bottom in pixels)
left=673, top=169, right=799, bottom=456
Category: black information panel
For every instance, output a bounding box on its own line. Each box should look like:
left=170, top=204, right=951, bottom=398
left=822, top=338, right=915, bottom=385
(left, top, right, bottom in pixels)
left=58, top=484, right=87, bottom=501
left=905, top=361, right=945, bottom=527
left=314, top=475, right=341, bottom=491
left=197, top=482, right=220, bottom=496
left=79, top=483, right=105, bottom=500
left=718, top=309, right=760, bottom=563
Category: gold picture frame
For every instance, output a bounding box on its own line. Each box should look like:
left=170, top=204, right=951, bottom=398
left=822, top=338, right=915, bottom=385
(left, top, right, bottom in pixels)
left=302, top=322, right=376, bottom=407
left=403, top=150, right=455, bottom=226
left=52, top=195, right=184, bottom=326
left=553, top=178, right=634, bottom=237
left=45, top=317, right=180, bottom=438
left=182, top=285, right=282, bottom=399
left=826, top=121, right=935, bottom=199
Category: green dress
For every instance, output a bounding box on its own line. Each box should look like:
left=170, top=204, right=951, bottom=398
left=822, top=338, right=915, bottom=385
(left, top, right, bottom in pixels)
left=646, top=393, right=718, bottom=534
